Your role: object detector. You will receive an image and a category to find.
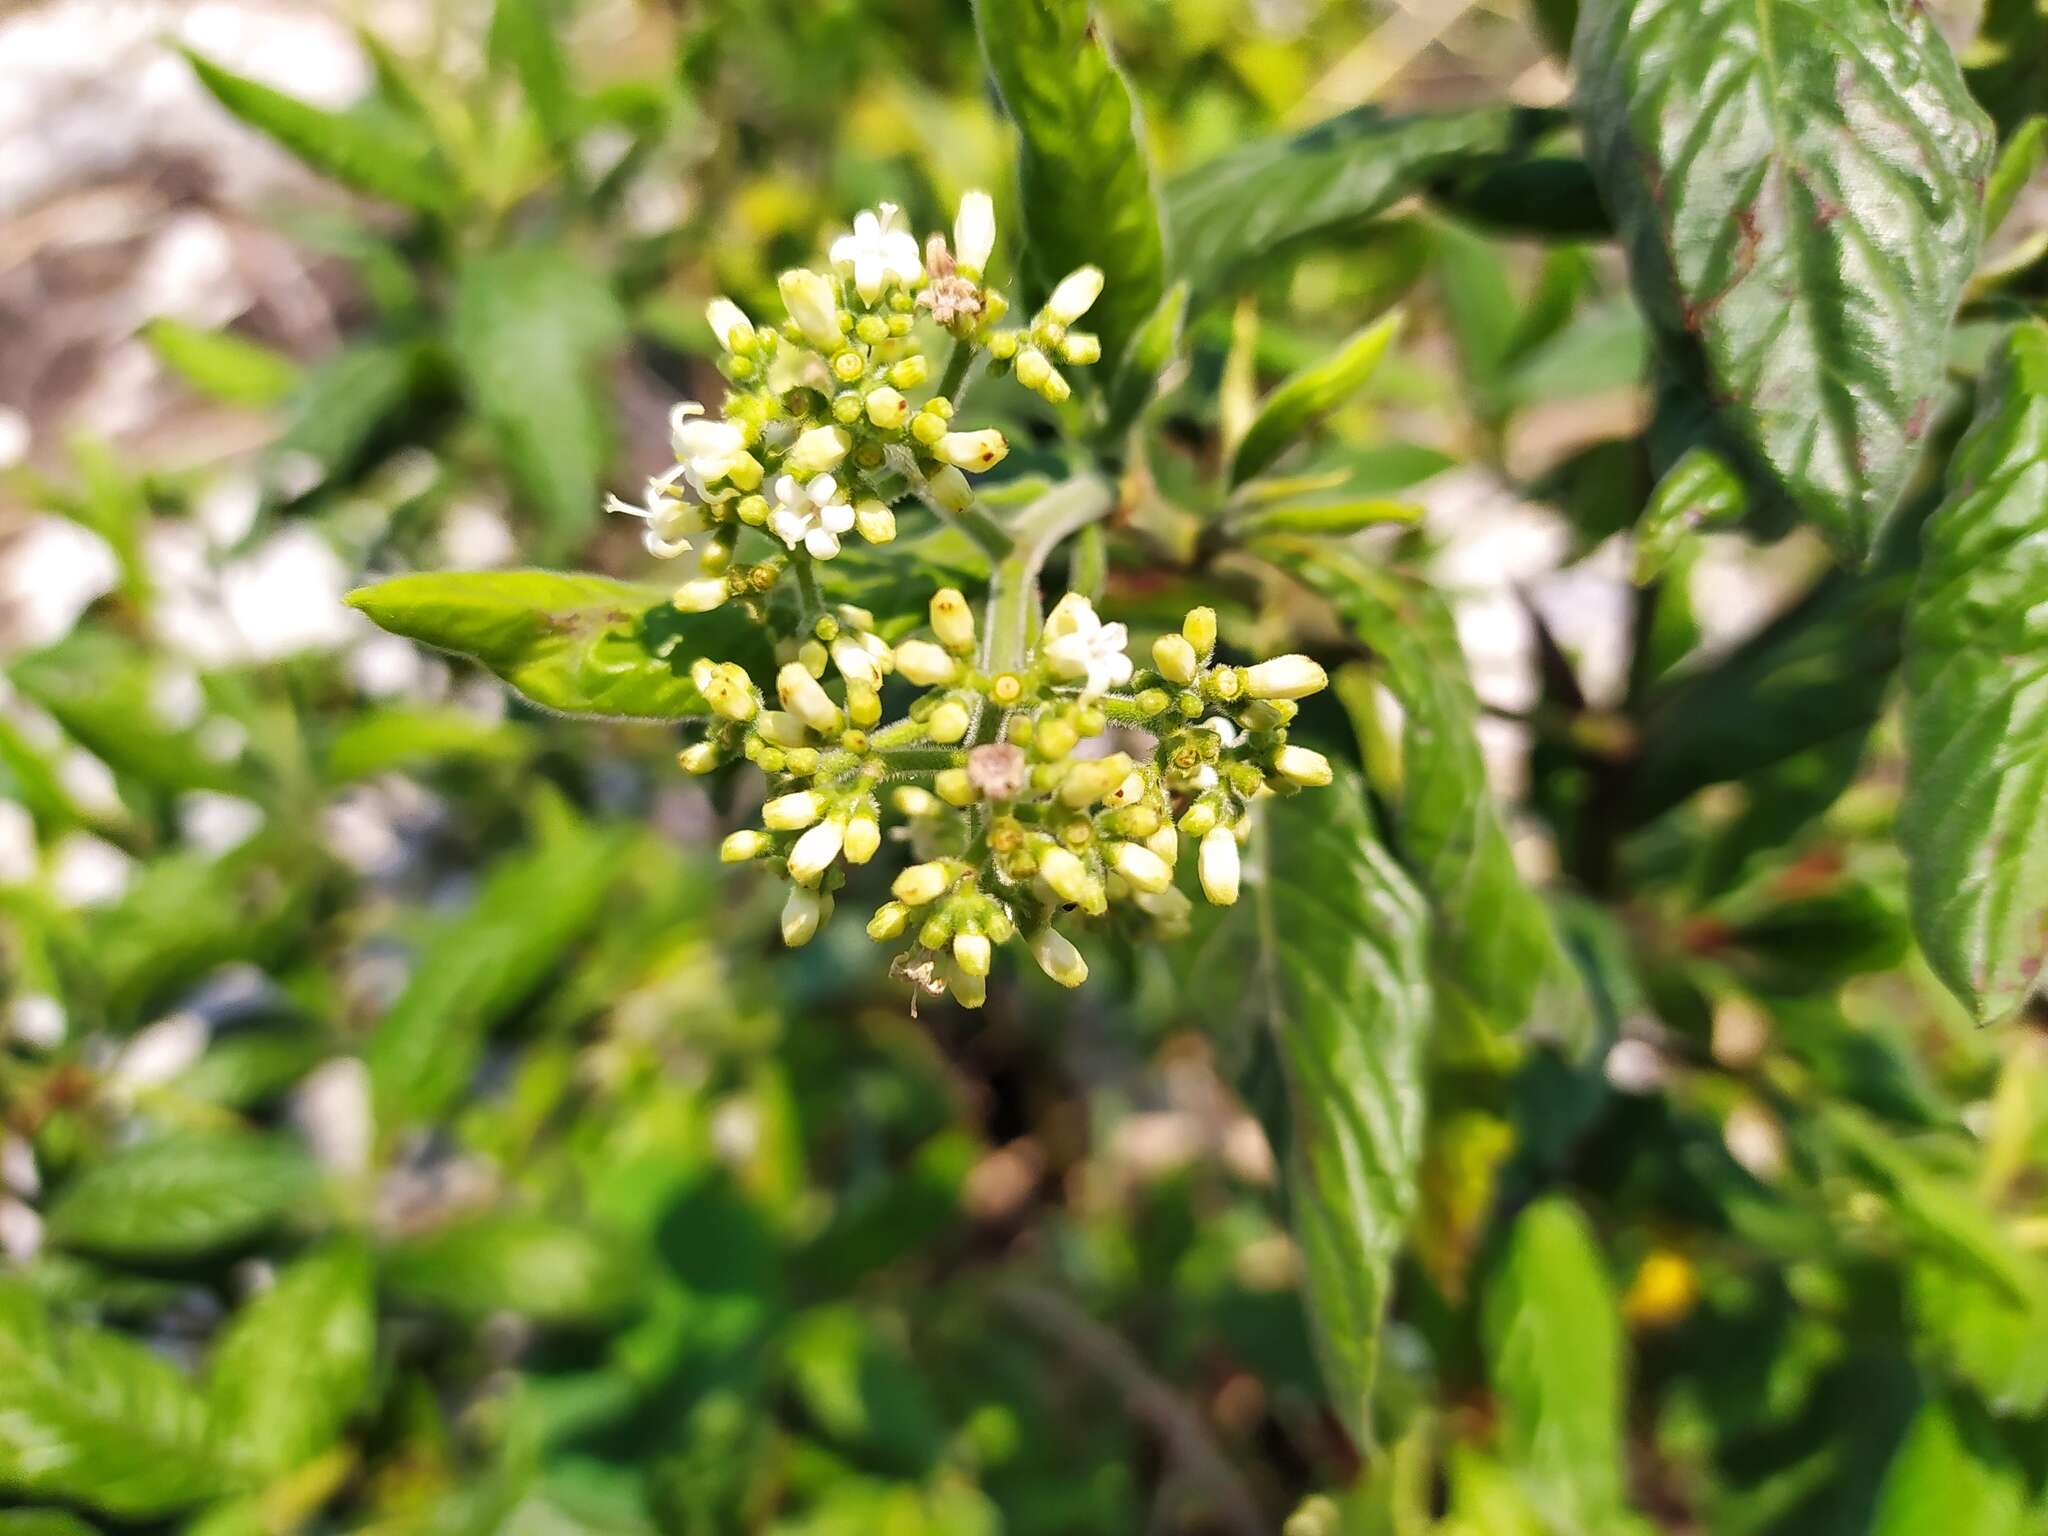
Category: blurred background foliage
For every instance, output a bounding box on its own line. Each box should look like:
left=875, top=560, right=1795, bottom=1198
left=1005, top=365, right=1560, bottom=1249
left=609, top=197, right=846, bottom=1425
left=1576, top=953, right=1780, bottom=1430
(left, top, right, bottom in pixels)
left=3, top=0, right=2048, bottom=1532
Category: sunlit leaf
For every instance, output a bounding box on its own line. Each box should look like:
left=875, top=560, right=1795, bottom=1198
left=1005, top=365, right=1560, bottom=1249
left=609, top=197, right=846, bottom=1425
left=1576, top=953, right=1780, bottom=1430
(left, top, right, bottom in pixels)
left=1869, top=1396, right=2029, bottom=1536
left=143, top=320, right=300, bottom=408
left=384, top=1212, right=640, bottom=1325
left=1230, top=311, right=1402, bottom=487
left=45, top=1134, right=319, bottom=1262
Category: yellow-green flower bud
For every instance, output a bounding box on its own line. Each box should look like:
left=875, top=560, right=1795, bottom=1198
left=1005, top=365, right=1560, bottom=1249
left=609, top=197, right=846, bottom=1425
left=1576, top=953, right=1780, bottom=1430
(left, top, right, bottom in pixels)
left=721, top=829, right=771, bottom=862
left=785, top=425, right=850, bottom=476
left=782, top=885, right=825, bottom=947
left=847, top=681, right=881, bottom=727
left=889, top=355, right=929, bottom=389
left=933, top=429, right=1009, bottom=472
left=864, top=386, right=909, bottom=429
left=1016, top=347, right=1053, bottom=391
left=1045, top=265, right=1104, bottom=325
left=930, top=588, right=976, bottom=651
left=927, top=465, right=973, bottom=512
left=894, top=861, right=953, bottom=907
left=954, top=931, right=992, bottom=978
left=1182, top=606, right=1218, bottom=657
left=762, top=790, right=824, bottom=830
left=951, top=965, right=988, bottom=1010
left=894, top=639, right=958, bottom=687
left=843, top=813, right=881, bottom=864
left=1149, top=633, right=1197, bottom=685
left=679, top=741, right=721, bottom=774
left=755, top=710, right=808, bottom=748
left=934, top=768, right=977, bottom=807
left=674, top=577, right=728, bottom=614
left=1038, top=845, right=1090, bottom=905
left=1029, top=926, right=1088, bottom=987
left=831, top=349, right=866, bottom=382
left=1244, top=655, right=1329, bottom=701
left=707, top=297, right=755, bottom=352
left=787, top=818, right=844, bottom=885
left=928, top=699, right=971, bottom=744
left=831, top=390, right=864, bottom=424
left=910, top=410, right=948, bottom=447
left=777, top=662, right=843, bottom=736
left=854, top=313, right=890, bottom=346
left=778, top=268, right=843, bottom=350
left=1109, top=841, right=1172, bottom=894
left=954, top=189, right=996, bottom=276
left=1198, top=824, right=1240, bottom=906
left=867, top=900, right=910, bottom=940
left=1272, top=744, right=1333, bottom=787
left=830, top=636, right=881, bottom=688
left=1034, top=716, right=1079, bottom=760
left=855, top=500, right=896, bottom=544
left=1059, top=332, right=1101, bottom=366
left=736, top=493, right=770, bottom=526
left=1058, top=752, right=1134, bottom=807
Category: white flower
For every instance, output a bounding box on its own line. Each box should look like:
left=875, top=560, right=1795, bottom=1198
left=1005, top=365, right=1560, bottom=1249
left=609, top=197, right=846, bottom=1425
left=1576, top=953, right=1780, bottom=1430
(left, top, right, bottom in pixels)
left=831, top=202, right=923, bottom=303
left=668, top=402, right=752, bottom=501
left=605, top=467, right=700, bottom=559
left=779, top=268, right=844, bottom=350
left=1041, top=593, right=1133, bottom=700
left=1045, top=265, right=1104, bottom=325
left=769, top=474, right=856, bottom=560
left=954, top=190, right=995, bottom=274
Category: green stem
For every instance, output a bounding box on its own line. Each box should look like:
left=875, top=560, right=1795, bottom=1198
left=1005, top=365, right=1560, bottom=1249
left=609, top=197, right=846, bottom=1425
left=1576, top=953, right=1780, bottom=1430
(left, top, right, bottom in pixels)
left=937, top=338, right=978, bottom=404
left=792, top=557, right=823, bottom=622
left=978, top=472, right=1117, bottom=705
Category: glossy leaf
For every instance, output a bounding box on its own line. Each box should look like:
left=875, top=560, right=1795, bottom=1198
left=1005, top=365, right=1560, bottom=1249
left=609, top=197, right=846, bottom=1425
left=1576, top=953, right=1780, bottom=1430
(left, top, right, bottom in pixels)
left=974, top=0, right=1165, bottom=376
left=1256, top=768, right=1433, bottom=1447
left=1229, top=311, right=1402, bottom=487
left=0, top=1282, right=221, bottom=1516
left=182, top=50, right=458, bottom=215
left=1632, top=444, right=1747, bottom=583
left=1099, top=280, right=1188, bottom=442
left=451, top=245, right=624, bottom=547
left=1901, top=323, right=2048, bottom=1020
left=207, top=1242, right=376, bottom=1480
left=1275, top=545, right=1594, bottom=1052
left=366, top=818, right=622, bottom=1126
left=1168, top=106, right=1569, bottom=295
left=384, top=1212, right=640, bottom=1324
left=46, top=1133, right=319, bottom=1262
left=1984, top=116, right=2048, bottom=236
left=346, top=570, right=772, bottom=720
left=1483, top=1199, right=1641, bottom=1534
left=1870, top=1397, right=2029, bottom=1536
left=1574, top=0, right=1993, bottom=562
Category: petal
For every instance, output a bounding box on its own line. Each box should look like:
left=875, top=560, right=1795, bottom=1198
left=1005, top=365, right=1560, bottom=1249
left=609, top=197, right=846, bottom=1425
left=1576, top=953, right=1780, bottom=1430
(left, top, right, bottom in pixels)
left=767, top=509, right=808, bottom=549
left=644, top=529, right=691, bottom=559
left=809, top=473, right=838, bottom=504
left=821, top=501, right=855, bottom=533
left=806, top=526, right=842, bottom=559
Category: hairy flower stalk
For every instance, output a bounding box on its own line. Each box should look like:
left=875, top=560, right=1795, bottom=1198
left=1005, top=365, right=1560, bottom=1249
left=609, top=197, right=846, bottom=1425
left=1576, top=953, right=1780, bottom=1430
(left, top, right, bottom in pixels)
left=609, top=199, right=1332, bottom=1007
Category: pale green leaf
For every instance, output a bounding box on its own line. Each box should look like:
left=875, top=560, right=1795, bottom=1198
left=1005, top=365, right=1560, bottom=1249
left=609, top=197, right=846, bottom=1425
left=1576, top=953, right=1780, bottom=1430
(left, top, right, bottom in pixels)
left=1632, top=444, right=1748, bottom=583
left=346, top=570, right=773, bottom=719
left=46, top=1134, right=319, bottom=1262
left=1870, top=1397, right=2029, bottom=1536
left=384, top=1212, right=639, bottom=1324
left=1230, top=312, right=1402, bottom=487
left=1574, top=0, right=1993, bottom=561
left=143, top=319, right=300, bottom=408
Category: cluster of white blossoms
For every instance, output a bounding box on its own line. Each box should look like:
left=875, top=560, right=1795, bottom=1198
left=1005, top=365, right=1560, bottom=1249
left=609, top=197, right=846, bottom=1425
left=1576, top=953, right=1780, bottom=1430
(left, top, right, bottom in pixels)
left=607, top=193, right=1105, bottom=604
left=608, top=197, right=1335, bottom=1007
left=691, top=589, right=1333, bottom=1008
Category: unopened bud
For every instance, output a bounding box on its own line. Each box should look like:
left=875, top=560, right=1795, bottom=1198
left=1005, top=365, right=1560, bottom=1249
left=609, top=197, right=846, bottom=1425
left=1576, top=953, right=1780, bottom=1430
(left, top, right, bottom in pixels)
left=787, top=818, right=845, bottom=885
left=867, top=901, right=910, bottom=940
left=894, top=639, right=958, bottom=687
left=1272, top=745, right=1333, bottom=787
left=782, top=885, right=825, bottom=947
left=1151, top=633, right=1198, bottom=685
left=951, top=965, right=988, bottom=1010
left=894, top=861, right=953, bottom=907
left=707, top=297, right=755, bottom=352
left=1110, top=841, right=1173, bottom=894
left=1199, top=824, right=1240, bottom=905
left=762, top=790, right=824, bottom=830
left=927, top=699, right=971, bottom=743
left=935, top=768, right=977, bottom=806
left=830, top=636, right=880, bottom=688
left=721, top=829, right=771, bottom=862
left=674, top=577, right=728, bottom=614
left=843, top=813, right=881, bottom=864
left=930, top=588, right=977, bottom=651
left=954, top=931, right=992, bottom=978
left=1029, top=927, right=1088, bottom=987
left=1038, top=846, right=1090, bottom=905
left=678, top=741, right=722, bottom=774
left=855, top=500, right=896, bottom=543
left=1244, top=655, right=1328, bottom=701
left=1044, top=265, right=1103, bottom=325
left=1182, top=607, right=1218, bottom=657
left=755, top=710, right=807, bottom=748
left=1059, top=752, right=1134, bottom=807
left=954, top=189, right=996, bottom=275
left=1059, top=332, right=1100, bottom=366
left=864, top=387, right=909, bottom=429
left=932, top=430, right=1009, bottom=472
left=785, top=425, right=850, bottom=476
left=777, top=662, right=844, bottom=735
left=778, top=268, right=843, bottom=351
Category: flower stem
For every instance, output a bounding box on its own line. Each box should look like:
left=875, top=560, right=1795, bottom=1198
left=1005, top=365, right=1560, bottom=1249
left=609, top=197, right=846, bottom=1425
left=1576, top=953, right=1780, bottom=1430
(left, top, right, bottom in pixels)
left=937, top=338, right=978, bottom=405
left=978, top=473, right=1116, bottom=713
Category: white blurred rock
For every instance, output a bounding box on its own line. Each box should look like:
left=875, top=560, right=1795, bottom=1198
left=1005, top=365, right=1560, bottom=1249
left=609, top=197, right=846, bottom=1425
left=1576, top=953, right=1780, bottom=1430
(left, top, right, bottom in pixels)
left=49, top=831, right=134, bottom=908
left=292, top=1057, right=373, bottom=1174
left=115, top=1010, right=211, bottom=1090
left=5, top=994, right=66, bottom=1051
left=177, top=791, right=264, bottom=855
left=0, top=516, right=119, bottom=653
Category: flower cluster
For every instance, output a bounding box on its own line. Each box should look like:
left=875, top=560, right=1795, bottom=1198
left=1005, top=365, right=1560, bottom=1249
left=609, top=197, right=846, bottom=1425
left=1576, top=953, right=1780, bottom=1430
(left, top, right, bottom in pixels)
left=692, top=589, right=1332, bottom=1008
left=607, top=193, right=1105, bottom=600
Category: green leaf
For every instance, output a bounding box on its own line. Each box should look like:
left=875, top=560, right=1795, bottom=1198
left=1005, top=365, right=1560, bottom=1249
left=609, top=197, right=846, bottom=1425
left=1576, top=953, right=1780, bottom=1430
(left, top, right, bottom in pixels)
left=452, top=245, right=624, bottom=548
left=143, top=320, right=300, bottom=407
left=490, top=0, right=580, bottom=162
left=0, top=1281, right=221, bottom=1516
left=207, top=1242, right=376, bottom=1480
left=974, top=0, right=1165, bottom=376
left=1902, top=322, right=2048, bottom=1020
left=1530, top=0, right=1579, bottom=58
left=1573, top=0, right=1994, bottom=562
left=1632, top=444, right=1748, bottom=582
left=0, top=1513, right=102, bottom=1536
left=1909, top=1260, right=2048, bottom=1416
left=1100, top=280, right=1188, bottom=441
left=1966, top=0, right=2048, bottom=138
left=1275, top=545, right=1594, bottom=1052
left=46, top=1134, right=319, bottom=1262
left=365, top=818, right=621, bottom=1126
left=182, top=50, right=458, bottom=215
left=1167, top=106, right=1568, bottom=296
left=1870, top=1397, right=2029, bottom=1536
left=323, top=706, right=531, bottom=781
left=1483, top=1199, right=1641, bottom=1535
left=384, top=1212, right=640, bottom=1324
left=1256, top=768, right=1433, bottom=1448
left=346, top=570, right=772, bottom=719
left=1230, top=311, right=1402, bottom=487
left=273, top=337, right=438, bottom=492
left=1984, top=115, right=2048, bottom=236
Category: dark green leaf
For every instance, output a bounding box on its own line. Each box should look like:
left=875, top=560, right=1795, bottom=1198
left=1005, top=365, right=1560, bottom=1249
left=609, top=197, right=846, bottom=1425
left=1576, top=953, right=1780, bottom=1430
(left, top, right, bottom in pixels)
left=182, top=50, right=458, bottom=214
left=0, top=1513, right=102, bottom=1536
left=46, top=1134, right=319, bottom=1262
left=143, top=320, right=300, bottom=407
left=1909, top=1260, right=2048, bottom=1416
left=1870, top=1396, right=2029, bottom=1536
left=1167, top=106, right=1567, bottom=296
left=384, top=1212, right=639, bottom=1324
left=974, top=0, right=1165, bottom=376
left=9, top=633, right=245, bottom=796
left=1573, top=0, right=1993, bottom=562
left=1275, top=545, right=1594, bottom=1052
left=346, top=570, right=772, bottom=719
left=1984, top=116, right=2047, bottom=236
left=451, top=246, right=624, bottom=548
left=172, top=1030, right=331, bottom=1111
left=1902, top=321, right=2048, bottom=1020
left=1230, top=311, right=1402, bottom=487
left=365, top=818, right=621, bottom=1126
left=1530, top=0, right=1579, bottom=59
left=0, top=1281, right=221, bottom=1516
left=1483, top=1199, right=1642, bottom=1534
left=1100, top=280, right=1188, bottom=441
left=207, top=1242, right=376, bottom=1479
left=1256, top=768, right=1433, bottom=1447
